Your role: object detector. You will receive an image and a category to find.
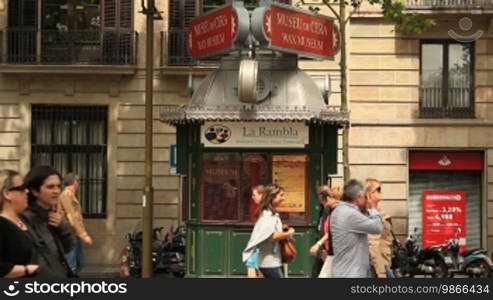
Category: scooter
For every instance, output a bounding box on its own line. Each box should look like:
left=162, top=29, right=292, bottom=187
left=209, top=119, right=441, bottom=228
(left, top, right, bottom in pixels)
left=126, top=226, right=166, bottom=276
left=435, top=228, right=491, bottom=278
left=392, top=228, right=448, bottom=277
left=124, top=223, right=186, bottom=277
left=160, top=225, right=186, bottom=278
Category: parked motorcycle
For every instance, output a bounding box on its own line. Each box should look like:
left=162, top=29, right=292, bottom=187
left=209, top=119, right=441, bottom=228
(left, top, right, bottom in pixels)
left=391, top=228, right=448, bottom=277
left=124, top=222, right=186, bottom=277
left=433, top=228, right=491, bottom=278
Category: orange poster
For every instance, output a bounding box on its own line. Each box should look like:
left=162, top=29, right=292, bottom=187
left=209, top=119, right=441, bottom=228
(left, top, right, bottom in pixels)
left=272, top=155, right=306, bottom=213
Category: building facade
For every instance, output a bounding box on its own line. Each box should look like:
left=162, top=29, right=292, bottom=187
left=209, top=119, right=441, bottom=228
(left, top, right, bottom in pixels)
left=0, top=0, right=187, bottom=274
left=0, top=0, right=491, bottom=275
left=346, top=1, right=493, bottom=251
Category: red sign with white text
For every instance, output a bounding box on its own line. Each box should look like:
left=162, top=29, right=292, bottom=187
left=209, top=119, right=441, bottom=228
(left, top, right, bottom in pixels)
left=422, top=190, right=466, bottom=252
left=262, top=4, right=340, bottom=60
left=187, top=5, right=239, bottom=58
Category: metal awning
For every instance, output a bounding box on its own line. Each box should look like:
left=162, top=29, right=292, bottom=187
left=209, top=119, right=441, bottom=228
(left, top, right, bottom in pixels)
left=160, top=54, right=349, bottom=126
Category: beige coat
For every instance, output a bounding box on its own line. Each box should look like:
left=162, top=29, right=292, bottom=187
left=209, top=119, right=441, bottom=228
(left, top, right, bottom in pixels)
left=368, top=211, right=393, bottom=275
left=58, top=187, right=88, bottom=239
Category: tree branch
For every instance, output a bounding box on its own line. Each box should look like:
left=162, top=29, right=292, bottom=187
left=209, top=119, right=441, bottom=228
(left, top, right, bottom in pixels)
left=322, top=0, right=341, bottom=22
left=345, top=1, right=361, bottom=24
left=344, top=6, right=359, bottom=24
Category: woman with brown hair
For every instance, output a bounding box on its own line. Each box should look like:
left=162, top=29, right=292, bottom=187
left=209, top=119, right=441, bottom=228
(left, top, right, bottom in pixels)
left=309, top=185, right=341, bottom=278
left=242, top=184, right=295, bottom=278
left=365, top=178, right=394, bottom=278
left=0, top=169, right=39, bottom=277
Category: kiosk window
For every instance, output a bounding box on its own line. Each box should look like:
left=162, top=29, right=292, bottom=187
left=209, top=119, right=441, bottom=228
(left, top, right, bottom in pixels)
left=201, top=153, right=241, bottom=222
left=200, top=153, right=309, bottom=224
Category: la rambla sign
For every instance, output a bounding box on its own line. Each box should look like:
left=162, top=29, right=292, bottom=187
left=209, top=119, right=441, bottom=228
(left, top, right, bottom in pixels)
left=201, top=122, right=309, bottom=148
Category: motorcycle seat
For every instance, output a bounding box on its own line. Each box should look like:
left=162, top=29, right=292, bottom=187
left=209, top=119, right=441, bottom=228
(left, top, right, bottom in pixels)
left=462, top=248, right=487, bottom=257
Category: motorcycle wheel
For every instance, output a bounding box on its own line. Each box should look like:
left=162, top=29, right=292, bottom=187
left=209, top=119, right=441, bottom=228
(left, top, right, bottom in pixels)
left=431, top=258, right=448, bottom=278
left=173, top=271, right=185, bottom=278
left=130, top=267, right=141, bottom=277
left=467, top=260, right=490, bottom=278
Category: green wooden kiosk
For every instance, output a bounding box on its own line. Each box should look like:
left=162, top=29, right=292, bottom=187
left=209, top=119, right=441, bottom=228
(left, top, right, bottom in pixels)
left=161, top=53, right=348, bottom=277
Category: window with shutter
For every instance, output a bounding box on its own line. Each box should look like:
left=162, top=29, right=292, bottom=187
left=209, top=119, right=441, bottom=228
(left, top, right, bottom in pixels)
left=120, top=0, right=132, bottom=29
left=8, top=0, right=37, bottom=28
left=103, top=0, right=116, bottom=28
left=7, top=0, right=133, bottom=65
left=7, top=0, right=37, bottom=63
left=7, top=0, right=20, bottom=27
left=168, top=0, right=197, bottom=65
left=102, top=0, right=134, bottom=64
left=202, top=0, right=227, bottom=13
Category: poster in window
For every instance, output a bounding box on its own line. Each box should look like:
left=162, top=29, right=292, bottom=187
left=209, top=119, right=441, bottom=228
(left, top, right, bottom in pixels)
left=422, top=190, right=466, bottom=252
left=272, top=155, right=306, bottom=213
left=241, top=154, right=270, bottom=223
left=201, top=153, right=241, bottom=221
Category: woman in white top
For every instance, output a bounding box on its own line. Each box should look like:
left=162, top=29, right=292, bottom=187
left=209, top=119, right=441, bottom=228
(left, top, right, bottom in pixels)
left=242, top=184, right=295, bottom=278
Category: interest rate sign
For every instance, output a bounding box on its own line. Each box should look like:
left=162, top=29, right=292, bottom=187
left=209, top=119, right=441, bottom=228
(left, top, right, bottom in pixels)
left=422, top=190, right=467, bottom=252
left=187, top=5, right=240, bottom=58
left=254, top=3, right=340, bottom=60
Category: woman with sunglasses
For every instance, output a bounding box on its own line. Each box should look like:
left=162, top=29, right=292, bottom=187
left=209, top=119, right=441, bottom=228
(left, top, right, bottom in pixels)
left=0, top=169, right=39, bottom=277
left=23, top=166, right=76, bottom=277
left=365, top=178, right=394, bottom=278
left=242, top=184, right=295, bottom=278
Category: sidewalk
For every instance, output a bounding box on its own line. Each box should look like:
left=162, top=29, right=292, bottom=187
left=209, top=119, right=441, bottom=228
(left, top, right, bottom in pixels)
left=79, top=265, right=119, bottom=278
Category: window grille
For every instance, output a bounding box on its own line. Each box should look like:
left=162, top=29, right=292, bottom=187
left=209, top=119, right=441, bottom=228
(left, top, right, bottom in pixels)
left=31, top=104, right=108, bottom=217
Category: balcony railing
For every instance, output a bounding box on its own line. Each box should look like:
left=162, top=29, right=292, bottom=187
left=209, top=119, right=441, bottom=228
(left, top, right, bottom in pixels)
left=406, top=0, right=493, bottom=9
left=161, top=30, right=219, bottom=67
left=420, top=86, right=474, bottom=118
left=1, top=29, right=138, bottom=65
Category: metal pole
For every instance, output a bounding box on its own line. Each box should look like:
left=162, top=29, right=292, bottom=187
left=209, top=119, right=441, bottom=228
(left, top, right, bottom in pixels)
left=339, top=0, right=350, bottom=181
left=142, top=0, right=155, bottom=278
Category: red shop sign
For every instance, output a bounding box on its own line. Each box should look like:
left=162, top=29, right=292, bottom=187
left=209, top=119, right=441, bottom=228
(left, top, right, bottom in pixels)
left=187, top=5, right=239, bottom=58
left=409, top=151, right=483, bottom=170
left=422, top=190, right=467, bottom=252
left=260, top=4, right=340, bottom=60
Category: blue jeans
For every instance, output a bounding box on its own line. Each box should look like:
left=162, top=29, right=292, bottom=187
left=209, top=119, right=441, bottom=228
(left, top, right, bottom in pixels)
left=385, top=265, right=395, bottom=278
left=65, top=237, right=85, bottom=275
left=259, top=267, right=284, bottom=278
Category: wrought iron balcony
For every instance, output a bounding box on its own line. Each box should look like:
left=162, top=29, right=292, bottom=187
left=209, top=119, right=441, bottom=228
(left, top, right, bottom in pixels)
left=405, top=0, right=493, bottom=9
left=160, top=30, right=219, bottom=67
left=420, top=86, right=475, bottom=118
left=1, top=29, right=138, bottom=65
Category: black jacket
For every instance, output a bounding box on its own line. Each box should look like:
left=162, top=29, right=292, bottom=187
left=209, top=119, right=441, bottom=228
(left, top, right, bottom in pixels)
left=22, top=203, right=76, bottom=277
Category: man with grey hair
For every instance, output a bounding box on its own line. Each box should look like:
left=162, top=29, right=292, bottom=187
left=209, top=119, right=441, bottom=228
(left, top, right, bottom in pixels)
left=58, top=173, right=93, bottom=276
left=330, top=179, right=383, bottom=277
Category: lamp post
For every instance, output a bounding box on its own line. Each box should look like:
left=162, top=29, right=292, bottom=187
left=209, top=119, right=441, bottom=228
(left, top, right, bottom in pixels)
left=140, top=0, right=162, bottom=278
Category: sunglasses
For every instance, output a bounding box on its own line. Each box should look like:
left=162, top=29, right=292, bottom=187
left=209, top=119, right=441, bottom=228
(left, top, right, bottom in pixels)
left=7, top=184, right=27, bottom=192
left=319, top=192, right=337, bottom=199
left=374, top=187, right=382, bottom=193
